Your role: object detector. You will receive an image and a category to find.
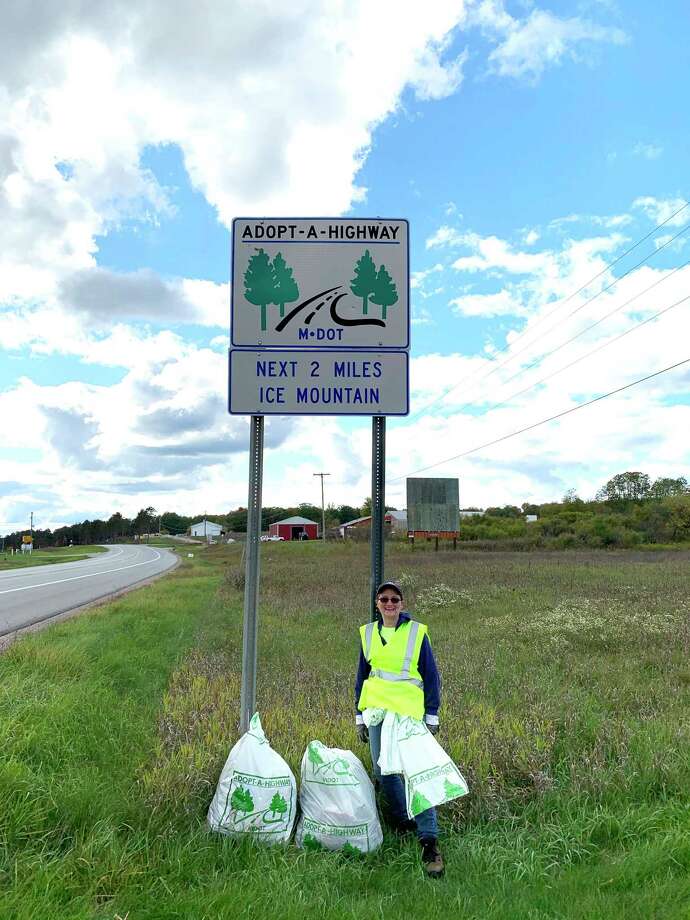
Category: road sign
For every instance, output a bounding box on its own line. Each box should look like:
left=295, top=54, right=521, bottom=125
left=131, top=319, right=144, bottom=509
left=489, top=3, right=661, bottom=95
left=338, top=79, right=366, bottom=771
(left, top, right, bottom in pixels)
left=231, top=218, right=409, bottom=349
left=228, top=349, right=408, bottom=416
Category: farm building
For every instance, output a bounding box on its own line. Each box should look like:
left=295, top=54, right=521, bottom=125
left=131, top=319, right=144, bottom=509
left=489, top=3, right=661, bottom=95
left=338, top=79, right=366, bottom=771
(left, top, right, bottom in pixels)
left=339, top=510, right=407, bottom=538
left=269, top=516, right=319, bottom=541
left=189, top=519, right=224, bottom=538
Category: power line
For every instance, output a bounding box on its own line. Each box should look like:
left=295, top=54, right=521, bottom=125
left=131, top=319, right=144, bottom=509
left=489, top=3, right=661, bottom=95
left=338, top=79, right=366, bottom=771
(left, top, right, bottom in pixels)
left=425, top=220, right=690, bottom=421
left=478, top=292, right=690, bottom=417
left=406, top=202, right=689, bottom=422
left=390, top=357, right=690, bottom=482
left=471, top=263, right=690, bottom=413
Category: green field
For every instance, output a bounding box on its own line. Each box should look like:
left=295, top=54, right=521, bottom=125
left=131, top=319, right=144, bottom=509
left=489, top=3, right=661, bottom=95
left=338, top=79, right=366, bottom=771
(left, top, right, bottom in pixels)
left=0, top=543, right=688, bottom=919
left=0, top=544, right=107, bottom=571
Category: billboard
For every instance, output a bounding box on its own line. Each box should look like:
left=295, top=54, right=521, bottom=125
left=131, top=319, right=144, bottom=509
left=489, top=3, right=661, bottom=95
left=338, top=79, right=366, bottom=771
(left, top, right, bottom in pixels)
left=406, top=478, right=459, bottom=533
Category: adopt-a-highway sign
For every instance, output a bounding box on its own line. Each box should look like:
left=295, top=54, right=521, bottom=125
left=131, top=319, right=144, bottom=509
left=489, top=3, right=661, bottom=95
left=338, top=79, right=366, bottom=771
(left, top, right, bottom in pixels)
left=231, top=218, right=409, bottom=349
left=228, top=350, right=409, bottom=416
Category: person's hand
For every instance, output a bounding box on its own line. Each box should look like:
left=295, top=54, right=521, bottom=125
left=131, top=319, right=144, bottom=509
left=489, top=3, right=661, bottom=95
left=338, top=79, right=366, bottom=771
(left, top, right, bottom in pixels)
left=426, top=722, right=439, bottom=736
left=356, top=723, right=369, bottom=744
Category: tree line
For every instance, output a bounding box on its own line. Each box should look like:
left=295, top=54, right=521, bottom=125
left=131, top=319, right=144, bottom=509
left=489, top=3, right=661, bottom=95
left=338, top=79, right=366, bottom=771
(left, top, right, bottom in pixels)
left=1, top=502, right=372, bottom=548
left=3, top=471, right=688, bottom=550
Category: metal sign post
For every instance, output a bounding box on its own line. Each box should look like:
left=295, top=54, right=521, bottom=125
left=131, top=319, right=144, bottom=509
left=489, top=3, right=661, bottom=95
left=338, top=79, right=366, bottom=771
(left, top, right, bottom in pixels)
left=370, top=416, right=386, bottom=618
left=239, top=414, right=264, bottom=733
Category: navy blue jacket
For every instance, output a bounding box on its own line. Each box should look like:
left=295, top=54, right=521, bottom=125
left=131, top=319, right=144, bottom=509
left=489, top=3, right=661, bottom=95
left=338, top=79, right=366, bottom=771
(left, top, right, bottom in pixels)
left=355, top=611, right=441, bottom=723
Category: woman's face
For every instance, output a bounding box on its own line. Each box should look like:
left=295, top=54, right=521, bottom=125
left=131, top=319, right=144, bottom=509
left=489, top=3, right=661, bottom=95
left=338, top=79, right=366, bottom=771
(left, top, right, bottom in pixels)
left=376, top=591, right=402, bottom=622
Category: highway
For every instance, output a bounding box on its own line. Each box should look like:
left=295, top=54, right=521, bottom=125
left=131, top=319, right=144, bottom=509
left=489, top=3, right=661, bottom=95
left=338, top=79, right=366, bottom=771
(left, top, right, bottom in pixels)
left=0, top=544, right=178, bottom=637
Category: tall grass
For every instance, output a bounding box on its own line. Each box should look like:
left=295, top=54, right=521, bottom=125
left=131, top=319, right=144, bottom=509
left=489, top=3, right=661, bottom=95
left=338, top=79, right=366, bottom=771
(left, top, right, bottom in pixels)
left=1, top=544, right=688, bottom=918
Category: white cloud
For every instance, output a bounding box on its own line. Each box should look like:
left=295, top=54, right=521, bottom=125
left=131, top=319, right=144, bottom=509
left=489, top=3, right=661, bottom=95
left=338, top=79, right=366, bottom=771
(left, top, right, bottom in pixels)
left=633, top=196, right=688, bottom=227
left=411, top=304, right=434, bottom=326
left=632, top=142, right=663, bottom=160
left=425, top=225, right=467, bottom=248
left=411, top=264, right=444, bottom=288
left=451, top=233, right=552, bottom=275
left=450, top=289, right=526, bottom=317
left=483, top=8, right=628, bottom=81
left=1, top=2, right=470, bottom=317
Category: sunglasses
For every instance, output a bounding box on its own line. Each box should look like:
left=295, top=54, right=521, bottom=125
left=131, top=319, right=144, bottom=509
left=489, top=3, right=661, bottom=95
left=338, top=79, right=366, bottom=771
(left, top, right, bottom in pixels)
left=377, top=596, right=402, bottom=604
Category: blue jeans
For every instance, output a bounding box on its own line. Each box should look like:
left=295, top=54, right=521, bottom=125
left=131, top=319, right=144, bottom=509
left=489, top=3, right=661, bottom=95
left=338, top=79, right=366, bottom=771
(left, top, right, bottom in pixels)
left=368, top=721, right=438, bottom=841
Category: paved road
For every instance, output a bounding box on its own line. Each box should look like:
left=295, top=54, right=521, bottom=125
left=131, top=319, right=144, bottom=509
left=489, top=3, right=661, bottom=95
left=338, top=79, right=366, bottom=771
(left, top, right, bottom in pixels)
left=0, top=544, right=178, bottom=637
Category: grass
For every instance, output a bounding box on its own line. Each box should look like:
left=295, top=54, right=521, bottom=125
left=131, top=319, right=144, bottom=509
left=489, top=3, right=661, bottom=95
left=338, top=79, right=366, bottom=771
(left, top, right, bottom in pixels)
left=0, top=544, right=107, bottom=571
left=0, top=542, right=689, bottom=918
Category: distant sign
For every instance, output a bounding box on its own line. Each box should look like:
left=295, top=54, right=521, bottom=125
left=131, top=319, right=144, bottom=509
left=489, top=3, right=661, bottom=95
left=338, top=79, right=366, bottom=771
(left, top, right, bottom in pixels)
left=231, top=218, right=409, bottom=349
left=22, top=535, right=33, bottom=544
left=406, top=478, right=460, bottom=533
left=229, top=349, right=408, bottom=416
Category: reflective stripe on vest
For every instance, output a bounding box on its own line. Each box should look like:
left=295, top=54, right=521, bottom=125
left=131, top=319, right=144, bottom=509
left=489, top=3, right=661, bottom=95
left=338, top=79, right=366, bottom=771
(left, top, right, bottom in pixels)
left=364, top=621, right=376, bottom=660
left=401, top=620, right=420, bottom=676
left=370, top=668, right=423, bottom=688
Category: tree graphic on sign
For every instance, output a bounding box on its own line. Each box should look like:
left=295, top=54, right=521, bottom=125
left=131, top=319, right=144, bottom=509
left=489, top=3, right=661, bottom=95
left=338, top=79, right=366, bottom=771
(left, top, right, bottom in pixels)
left=370, top=264, right=398, bottom=320
left=244, top=248, right=276, bottom=332
left=350, top=249, right=378, bottom=315
left=271, top=252, right=299, bottom=318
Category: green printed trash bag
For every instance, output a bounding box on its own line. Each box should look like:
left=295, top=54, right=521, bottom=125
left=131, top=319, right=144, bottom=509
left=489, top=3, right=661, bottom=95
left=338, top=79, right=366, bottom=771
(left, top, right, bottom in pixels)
left=295, top=741, right=383, bottom=853
left=376, top=711, right=469, bottom=819
left=207, top=713, right=296, bottom=844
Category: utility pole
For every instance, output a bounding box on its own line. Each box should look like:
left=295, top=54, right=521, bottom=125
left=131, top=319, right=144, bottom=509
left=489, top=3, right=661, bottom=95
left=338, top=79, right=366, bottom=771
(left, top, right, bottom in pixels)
left=313, top=472, right=330, bottom=542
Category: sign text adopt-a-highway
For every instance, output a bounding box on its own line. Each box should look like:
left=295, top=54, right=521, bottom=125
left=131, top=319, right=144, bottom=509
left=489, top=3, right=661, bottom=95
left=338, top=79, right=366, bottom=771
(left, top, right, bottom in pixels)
left=231, top=218, right=409, bottom=349
left=228, top=350, right=408, bottom=416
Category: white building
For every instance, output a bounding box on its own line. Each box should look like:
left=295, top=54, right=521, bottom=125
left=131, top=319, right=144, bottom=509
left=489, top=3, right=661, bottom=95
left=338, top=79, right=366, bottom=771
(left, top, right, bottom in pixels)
left=189, top=519, right=223, bottom=538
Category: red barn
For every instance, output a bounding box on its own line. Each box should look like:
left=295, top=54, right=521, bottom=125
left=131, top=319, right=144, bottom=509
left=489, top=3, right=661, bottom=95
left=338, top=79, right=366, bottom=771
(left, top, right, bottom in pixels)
left=269, top=516, right=319, bottom=541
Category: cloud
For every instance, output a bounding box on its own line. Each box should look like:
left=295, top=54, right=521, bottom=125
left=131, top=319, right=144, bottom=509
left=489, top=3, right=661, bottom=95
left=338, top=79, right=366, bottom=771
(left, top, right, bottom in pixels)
left=450, top=289, right=526, bottom=317
left=632, top=142, right=663, bottom=160
left=411, top=264, right=444, bottom=288
left=451, top=233, right=551, bottom=275
left=41, top=405, right=105, bottom=470
left=135, top=396, right=225, bottom=437
left=426, top=225, right=467, bottom=248
left=481, top=7, right=628, bottom=81
left=633, top=196, right=688, bottom=227
left=60, top=267, right=193, bottom=324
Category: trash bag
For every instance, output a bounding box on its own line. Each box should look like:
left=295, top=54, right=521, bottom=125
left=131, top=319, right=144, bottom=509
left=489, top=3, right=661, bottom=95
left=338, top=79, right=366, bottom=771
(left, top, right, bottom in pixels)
left=295, top=740, right=383, bottom=853
left=207, top=713, right=297, bottom=844
left=375, top=710, right=469, bottom=819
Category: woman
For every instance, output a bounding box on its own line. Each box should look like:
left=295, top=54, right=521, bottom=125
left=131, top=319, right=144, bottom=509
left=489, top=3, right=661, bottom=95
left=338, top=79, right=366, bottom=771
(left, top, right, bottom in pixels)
left=355, top=580, right=444, bottom=878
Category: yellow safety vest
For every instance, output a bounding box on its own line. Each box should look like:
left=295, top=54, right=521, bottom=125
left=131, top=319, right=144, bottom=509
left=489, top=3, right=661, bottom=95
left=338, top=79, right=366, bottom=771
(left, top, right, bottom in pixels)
left=358, top=619, right=427, bottom=720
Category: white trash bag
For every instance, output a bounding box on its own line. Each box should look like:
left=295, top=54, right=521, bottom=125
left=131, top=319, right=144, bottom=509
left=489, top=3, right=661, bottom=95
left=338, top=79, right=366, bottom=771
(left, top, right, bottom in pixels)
left=207, top=713, right=296, bottom=844
left=372, top=710, right=469, bottom=819
left=295, top=740, right=383, bottom=853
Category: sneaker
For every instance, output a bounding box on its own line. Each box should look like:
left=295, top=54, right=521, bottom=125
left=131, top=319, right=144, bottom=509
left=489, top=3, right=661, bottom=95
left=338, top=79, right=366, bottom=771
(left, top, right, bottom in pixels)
left=389, top=818, right=416, bottom=835
left=420, top=838, right=445, bottom=878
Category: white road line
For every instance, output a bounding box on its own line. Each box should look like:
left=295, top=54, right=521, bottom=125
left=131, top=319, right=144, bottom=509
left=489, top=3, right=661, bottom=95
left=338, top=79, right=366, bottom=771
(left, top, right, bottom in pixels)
left=0, top=550, right=164, bottom=596
left=0, top=546, right=127, bottom=582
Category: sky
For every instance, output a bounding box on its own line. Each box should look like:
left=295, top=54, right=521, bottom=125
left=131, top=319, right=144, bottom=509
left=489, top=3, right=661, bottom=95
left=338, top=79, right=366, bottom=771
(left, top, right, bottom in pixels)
left=1, top=0, right=689, bottom=533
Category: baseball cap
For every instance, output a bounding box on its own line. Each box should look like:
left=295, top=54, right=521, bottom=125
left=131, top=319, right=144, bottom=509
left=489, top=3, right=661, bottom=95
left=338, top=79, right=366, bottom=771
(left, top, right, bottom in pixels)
left=376, top=580, right=403, bottom=598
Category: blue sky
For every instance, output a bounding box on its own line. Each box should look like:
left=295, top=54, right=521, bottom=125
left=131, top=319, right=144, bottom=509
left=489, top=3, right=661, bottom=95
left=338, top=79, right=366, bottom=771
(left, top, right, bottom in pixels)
left=1, top=0, right=688, bottom=533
